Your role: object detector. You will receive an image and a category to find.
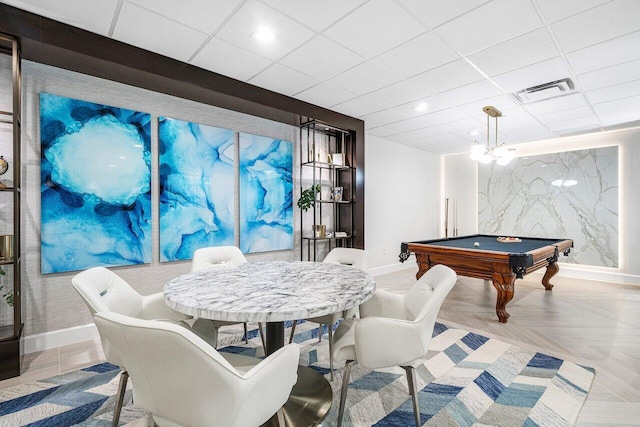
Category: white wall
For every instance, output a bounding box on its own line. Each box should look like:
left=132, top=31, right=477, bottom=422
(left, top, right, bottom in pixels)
left=444, top=127, right=640, bottom=284
left=444, top=154, right=477, bottom=236
left=365, top=135, right=442, bottom=274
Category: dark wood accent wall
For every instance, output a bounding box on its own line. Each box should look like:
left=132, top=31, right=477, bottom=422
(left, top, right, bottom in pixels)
left=0, top=3, right=365, bottom=248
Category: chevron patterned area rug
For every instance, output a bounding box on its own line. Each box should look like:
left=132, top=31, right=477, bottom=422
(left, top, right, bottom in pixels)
left=0, top=321, right=595, bottom=427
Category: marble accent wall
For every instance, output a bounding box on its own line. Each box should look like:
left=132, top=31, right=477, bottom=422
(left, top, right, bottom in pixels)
left=478, top=147, right=618, bottom=267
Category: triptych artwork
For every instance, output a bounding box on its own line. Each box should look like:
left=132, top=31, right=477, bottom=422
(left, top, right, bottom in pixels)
left=40, top=93, right=293, bottom=274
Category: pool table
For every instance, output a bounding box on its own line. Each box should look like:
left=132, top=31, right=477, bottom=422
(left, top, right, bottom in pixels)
left=399, top=234, right=573, bottom=323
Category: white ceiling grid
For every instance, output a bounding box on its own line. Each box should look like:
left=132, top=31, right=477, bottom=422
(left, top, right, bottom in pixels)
left=2, top=0, right=639, bottom=154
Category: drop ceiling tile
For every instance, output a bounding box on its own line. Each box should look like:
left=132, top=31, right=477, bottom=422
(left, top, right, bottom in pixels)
left=261, top=0, right=366, bottom=32
left=418, top=107, right=470, bottom=128
left=535, top=0, right=611, bottom=23
left=599, top=110, right=640, bottom=127
left=397, top=0, right=490, bottom=29
left=469, top=28, right=559, bottom=77
left=366, top=126, right=395, bottom=138
left=332, top=97, right=385, bottom=118
left=191, top=37, right=273, bottom=81
left=551, top=0, right=640, bottom=53
left=536, top=106, right=594, bottom=124
left=392, top=96, right=453, bottom=117
left=547, top=116, right=601, bottom=134
left=361, top=109, right=408, bottom=128
left=129, top=0, right=243, bottom=34
left=1, top=0, right=118, bottom=35
left=577, top=58, right=640, bottom=91
left=295, top=82, right=357, bottom=108
left=586, top=79, right=640, bottom=104
left=566, top=31, right=640, bottom=75
left=215, top=0, right=315, bottom=61
left=113, top=2, right=208, bottom=62
left=592, top=95, right=640, bottom=116
left=387, top=125, right=448, bottom=143
left=434, top=80, right=503, bottom=108
left=455, top=95, right=519, bottom=117
left=323, top=0, right=426, bottom=59
left=499, top=118, right=555, bottom=142
left=369, top=32, right=460, bottom=79
left=523, top=93, right=589, bottom=115
left=328, top=62, right=402, bottom=96
left=279, top=36, right=365, bottom=80
left=506, top=127, right=557, bottom=143
left=408, top=59, right=485, bottom=96
left=362, top=79, right=431, bottom=108
left=434, top=0, right=543, bottom=55
left=248, top=63, right=319, bottom=96
left=492, top=57, right=571, bottom=93
left=497, top=107, right=532, bottom=121
left=439, top=117, right=485, bottom=134
left=382, top=116, right=431, bottom=134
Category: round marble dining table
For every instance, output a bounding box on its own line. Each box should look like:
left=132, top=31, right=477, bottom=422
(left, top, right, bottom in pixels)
left=163, top=260, right=376, bottom=426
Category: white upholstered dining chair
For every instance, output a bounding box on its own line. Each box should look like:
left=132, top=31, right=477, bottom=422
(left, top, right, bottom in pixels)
left=72, top=267, right=218, bottom=427
left=93, top=311, right=299, bottom=427
left=332, top=264, right=457, bottom=426
left=191, top=246, right=266, bottom=351
left=289, top=247, right=369, bottom=379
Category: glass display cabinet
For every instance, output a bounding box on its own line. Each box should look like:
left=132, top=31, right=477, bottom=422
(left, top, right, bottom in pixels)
left=0, top=32, right=22, bottom=381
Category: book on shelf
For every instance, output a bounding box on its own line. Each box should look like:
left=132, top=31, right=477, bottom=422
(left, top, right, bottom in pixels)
left=334, top=231, right=348, bottom=238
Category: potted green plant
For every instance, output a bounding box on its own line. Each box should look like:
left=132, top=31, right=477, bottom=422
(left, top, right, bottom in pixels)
left=297, top=184, right=321, bottom=211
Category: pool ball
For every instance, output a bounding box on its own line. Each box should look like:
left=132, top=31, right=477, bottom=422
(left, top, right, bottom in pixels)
left=473, top=242, right=480, bottom=247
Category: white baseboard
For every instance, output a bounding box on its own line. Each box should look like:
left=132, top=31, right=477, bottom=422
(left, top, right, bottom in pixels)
left=554, top=264, right=640, bottom=286
left=24, top=323, right=99, bottom=354
left=369, top=260, right=417, bottom=277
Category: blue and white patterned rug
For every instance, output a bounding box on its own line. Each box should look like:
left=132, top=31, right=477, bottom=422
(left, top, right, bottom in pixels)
left=0, top=321, right=595, bottom=426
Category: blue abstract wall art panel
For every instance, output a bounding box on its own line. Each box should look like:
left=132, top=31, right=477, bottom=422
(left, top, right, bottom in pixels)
left=158, top=117, right=235, bottom=262
left=40, top=93, right=152, bottom=274
left=239, top=133, right=293, bottom=253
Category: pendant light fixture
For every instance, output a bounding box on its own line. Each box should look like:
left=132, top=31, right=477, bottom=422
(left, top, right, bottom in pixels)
left=469, top=106, right=515, bottom=165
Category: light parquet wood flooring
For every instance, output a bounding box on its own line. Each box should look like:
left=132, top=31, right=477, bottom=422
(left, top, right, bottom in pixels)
left=376, top=267, right=640, bottom=426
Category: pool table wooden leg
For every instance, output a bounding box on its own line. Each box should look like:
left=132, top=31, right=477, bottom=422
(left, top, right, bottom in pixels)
left=541, top=261, right=559, bottom=290
left=491, top=270, right=516, bottom=323
left=414, top=253, right=430, bottom=280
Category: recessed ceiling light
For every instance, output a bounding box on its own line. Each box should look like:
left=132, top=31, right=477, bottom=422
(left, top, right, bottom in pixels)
left=253, top=26, right=275, bottom=43
left=469, top=130, right=480, bottom=136
left=414, top=102, right=428, bottom=112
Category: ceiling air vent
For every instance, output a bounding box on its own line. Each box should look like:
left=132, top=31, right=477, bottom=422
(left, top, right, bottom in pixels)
left=512, top=78, right=575, bottom=104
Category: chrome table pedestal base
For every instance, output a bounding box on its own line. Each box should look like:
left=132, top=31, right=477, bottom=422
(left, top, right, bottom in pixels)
left=262, top=365, right=332, bottom=427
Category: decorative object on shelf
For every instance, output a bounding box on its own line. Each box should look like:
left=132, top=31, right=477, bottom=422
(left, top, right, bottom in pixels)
left=0, top=155, right=8, bottom=175
left=0, top=234, right=13, bottom=261
left=334, top=231, right=348, bottom=238
left=314, top=224, right=326, bottom=238
left=331, top=186, right=343, bottom=201
left=297, top=184, right=321, bottom=211
left=469, top=106, right=515, bottom=165
left=0, top=155, right=8, bottom=189
left=330, top=153, right=344, bottom=166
